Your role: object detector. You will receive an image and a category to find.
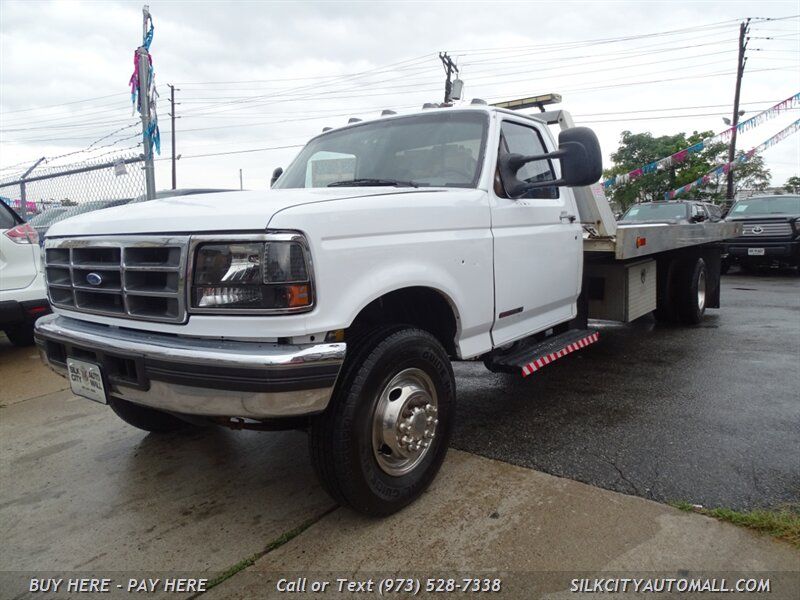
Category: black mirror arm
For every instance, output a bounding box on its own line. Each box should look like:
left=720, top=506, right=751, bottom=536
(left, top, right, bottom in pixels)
left=500, top=151, right=566, bottom=197
left=505, top=149, right=565, bottom=171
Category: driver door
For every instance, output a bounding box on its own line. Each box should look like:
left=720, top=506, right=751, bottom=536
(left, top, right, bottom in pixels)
left=490, top=118, right=582, bottom=346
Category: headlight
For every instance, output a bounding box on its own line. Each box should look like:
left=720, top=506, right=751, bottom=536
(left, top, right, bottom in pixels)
left=190, top=235, right=313, bottom=313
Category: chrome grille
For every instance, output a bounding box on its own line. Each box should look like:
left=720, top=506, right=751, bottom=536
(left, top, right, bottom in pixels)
left=45, top=236, right=189, bottom=323
left=740, top=221, right=793, bottom=237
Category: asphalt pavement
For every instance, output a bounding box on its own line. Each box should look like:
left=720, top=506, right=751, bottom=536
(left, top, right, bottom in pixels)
left=452, top=269, right=800, bottom=511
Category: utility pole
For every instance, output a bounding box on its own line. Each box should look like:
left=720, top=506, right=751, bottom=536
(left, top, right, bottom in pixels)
left=439, top=52, right=459, bottom=104
left=167, top=83, right=178, bottom=190
left=138, top=5, right=156, bottom=200
left=239, top=169, right=243, bottom=190
left=726, top=19, right=750, bottom=202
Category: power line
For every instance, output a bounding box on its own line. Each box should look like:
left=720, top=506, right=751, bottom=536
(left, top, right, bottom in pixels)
left=160, top=143, right=306, bottom=160
left=577, top=107, right=800, bottom=124
left=0, top=93, right=128, bottom=116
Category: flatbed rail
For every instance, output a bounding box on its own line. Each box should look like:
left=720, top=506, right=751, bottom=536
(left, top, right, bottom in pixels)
left=583, top=221, right=742, bottom=260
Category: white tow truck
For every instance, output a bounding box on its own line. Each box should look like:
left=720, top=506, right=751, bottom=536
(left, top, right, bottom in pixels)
left=35, top=95, right=740, bottom=515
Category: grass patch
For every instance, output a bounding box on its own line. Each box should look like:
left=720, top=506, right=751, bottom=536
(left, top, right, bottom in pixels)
left=670, top=502, right=800, bottom=549
left=204, top=509, right=335, bottom=592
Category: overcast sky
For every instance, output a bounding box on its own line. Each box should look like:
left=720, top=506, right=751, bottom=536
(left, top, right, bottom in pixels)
left=1, top=0, right=798, bottom=196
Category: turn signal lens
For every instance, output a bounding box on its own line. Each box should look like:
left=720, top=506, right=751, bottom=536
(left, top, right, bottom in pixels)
left=286, top=284, right=311, bottom=308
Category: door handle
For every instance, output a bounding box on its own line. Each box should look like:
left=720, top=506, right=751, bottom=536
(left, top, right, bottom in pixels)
left=560, top=212, right=577, bottom=223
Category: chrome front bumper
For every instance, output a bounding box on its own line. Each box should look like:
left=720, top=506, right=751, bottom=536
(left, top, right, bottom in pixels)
left=34, top=314, right=346, bottom=419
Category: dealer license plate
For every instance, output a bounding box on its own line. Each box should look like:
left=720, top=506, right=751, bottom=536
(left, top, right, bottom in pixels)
left=67, top=358, right=107, bottom=404
left=748, top=248, right=765, bottom=256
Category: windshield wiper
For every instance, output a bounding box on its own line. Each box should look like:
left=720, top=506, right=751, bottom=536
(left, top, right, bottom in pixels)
left=328, top=178, right=419, bottom=188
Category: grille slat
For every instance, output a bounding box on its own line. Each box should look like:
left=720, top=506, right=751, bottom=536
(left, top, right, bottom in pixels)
left=740, top=221, right=792, bottom=237
left=45, top=236, right=188, bottom=323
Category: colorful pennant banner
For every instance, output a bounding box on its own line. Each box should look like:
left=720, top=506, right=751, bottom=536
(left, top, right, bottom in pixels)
left=603, top=92, right=800, bottom=190
left=664, top=119, right=800, bottom=200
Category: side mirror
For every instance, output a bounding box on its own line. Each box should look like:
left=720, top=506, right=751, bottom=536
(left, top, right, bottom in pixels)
left=498, top=126, right=603, bottom=197
left=271, top=167, right=284, bottom=187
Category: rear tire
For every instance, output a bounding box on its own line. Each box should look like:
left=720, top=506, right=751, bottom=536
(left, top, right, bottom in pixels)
left=309, top=326, right=455, bottom=516
left=654, top=258, right=678, bottom=323
left=676, top=257, right=708, bottom=325
left=4, top=324, right=35, bottom=347
left=108, top=397, right=192, bottom=433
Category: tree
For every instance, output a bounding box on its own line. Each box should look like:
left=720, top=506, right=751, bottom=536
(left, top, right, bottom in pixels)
left=704, top=152, right=771, bottom=199
left=785, top=176, right=800, bottom=194
left=604, top=129, right=770, bottom=208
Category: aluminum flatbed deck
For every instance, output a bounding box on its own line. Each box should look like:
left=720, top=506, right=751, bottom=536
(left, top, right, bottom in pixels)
left=583, top=221, right=742, bottom=260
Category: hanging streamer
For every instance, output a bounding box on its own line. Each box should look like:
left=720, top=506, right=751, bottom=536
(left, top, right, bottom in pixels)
left=603, top=92, right=800, bottom=190
left=127, top=12, right=160, bottom=156
left=664, top=119, right=800, bottom=200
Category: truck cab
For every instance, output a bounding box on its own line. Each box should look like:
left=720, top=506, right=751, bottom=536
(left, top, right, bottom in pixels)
left=34, top=100, right=728, bottom=516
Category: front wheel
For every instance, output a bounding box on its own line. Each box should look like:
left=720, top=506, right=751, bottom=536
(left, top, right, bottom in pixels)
left=309, top=326, right=455, bottom=516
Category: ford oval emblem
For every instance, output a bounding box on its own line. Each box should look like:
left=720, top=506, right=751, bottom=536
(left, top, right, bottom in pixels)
left=86, top=272, right=103, bottom=286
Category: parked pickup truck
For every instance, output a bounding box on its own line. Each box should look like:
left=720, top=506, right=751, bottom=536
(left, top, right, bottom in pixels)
left=722, top=194, right=800, bottom=272
left=34, top=97, right=741, bottom=515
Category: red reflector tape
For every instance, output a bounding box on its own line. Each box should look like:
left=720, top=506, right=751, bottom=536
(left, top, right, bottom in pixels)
left=520, top=332, right=599, bottom=377
left=636, top=236, right=647, bottom=248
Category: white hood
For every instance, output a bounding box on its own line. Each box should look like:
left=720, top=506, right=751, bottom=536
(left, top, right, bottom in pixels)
left=45, top=188, right=422, bottom=237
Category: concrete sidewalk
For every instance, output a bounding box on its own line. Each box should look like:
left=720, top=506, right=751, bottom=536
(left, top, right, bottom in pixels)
left=208, top=450, right=798, bottom=598
left=2, top=336, right=797, bottom=599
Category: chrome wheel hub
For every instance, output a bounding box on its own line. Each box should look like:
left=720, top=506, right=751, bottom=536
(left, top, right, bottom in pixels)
left=372, top=368, right=438, bottom=477
left=697, top=270, right=707, bottom=312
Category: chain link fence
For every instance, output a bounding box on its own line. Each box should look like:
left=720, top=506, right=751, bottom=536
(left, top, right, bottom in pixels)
left=0, top=152, right=146, bottom=221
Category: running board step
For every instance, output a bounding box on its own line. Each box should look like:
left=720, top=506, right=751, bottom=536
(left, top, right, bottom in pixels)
left=486, top=329, right=599, bottom=377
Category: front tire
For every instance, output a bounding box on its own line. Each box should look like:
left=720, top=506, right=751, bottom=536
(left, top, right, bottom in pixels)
left=309, top=326, right=455, bottom=516
left=108, top=397, right=192, bottom=433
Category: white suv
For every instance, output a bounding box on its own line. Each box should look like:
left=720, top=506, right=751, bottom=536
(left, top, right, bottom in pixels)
left=0, top=200, right=49, bottom=346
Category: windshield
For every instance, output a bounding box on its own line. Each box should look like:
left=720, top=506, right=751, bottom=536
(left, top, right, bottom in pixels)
left=620, top=203, right=688, bottom=221
left=275, top=111, right=489, bottom=189
left=728, top=196, right=800, bottom=216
